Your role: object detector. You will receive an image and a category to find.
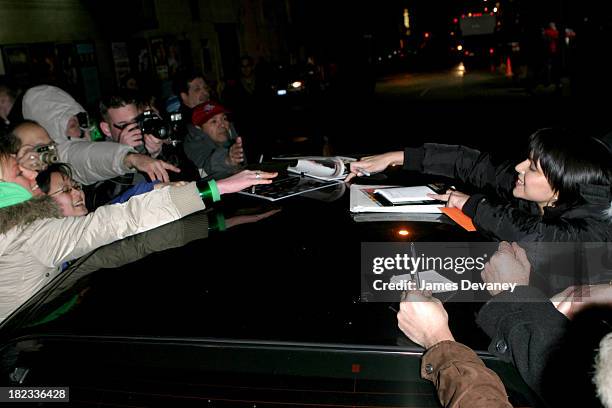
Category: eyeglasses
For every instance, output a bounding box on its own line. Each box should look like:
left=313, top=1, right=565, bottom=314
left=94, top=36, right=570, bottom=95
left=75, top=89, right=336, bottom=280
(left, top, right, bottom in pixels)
left=49, top=182, right=82, bottom=197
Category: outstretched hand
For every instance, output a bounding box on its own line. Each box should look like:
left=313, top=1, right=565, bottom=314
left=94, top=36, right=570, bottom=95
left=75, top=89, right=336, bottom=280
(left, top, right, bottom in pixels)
left=345, top=151, right=403, bottom=182
left=216, top=169, right=277, bottom=195
left=125, top=153, right=181, bottom=183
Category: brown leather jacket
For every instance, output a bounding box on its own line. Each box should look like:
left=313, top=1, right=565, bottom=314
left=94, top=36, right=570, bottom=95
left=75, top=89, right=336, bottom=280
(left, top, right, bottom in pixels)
left=421, top=341, right=512, bottom=408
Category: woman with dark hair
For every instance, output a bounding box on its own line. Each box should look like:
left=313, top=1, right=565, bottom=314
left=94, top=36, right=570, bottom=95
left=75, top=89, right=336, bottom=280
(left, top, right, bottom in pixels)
left=35, top=163, right=87, bottom=217
left=35, top=162, right=166, bottom=217
left=348, top=128, right=612, bottom=242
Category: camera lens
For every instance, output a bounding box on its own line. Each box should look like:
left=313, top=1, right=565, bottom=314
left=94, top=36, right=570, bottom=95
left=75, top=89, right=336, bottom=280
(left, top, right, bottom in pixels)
left=39, top=151, right=59, bottom=165
left=138, top=110, right=170, bottom=140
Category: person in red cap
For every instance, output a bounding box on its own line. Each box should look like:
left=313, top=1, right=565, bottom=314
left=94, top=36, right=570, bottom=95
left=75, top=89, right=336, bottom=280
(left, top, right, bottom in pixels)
left=184, top=101, right=245, bottom=179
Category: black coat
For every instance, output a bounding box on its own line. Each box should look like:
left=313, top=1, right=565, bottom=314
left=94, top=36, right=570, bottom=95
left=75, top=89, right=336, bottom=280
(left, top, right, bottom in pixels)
left=476, top=286, right=610, bottom=407
left=403, top=143, right=612, bottom=243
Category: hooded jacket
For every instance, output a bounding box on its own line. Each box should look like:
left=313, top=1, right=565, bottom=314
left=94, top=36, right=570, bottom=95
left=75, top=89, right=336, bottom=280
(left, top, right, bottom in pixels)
left=22, top=85, right=135, bottom=185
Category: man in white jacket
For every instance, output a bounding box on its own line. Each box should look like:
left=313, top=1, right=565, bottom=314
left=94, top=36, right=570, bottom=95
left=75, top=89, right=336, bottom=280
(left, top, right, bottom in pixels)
left=21, top=85, right=177, bottom=185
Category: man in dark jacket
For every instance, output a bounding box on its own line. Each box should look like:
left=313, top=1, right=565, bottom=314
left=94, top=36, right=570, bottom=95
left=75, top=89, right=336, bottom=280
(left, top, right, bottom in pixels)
left=478, top=241, right=612, bottom=407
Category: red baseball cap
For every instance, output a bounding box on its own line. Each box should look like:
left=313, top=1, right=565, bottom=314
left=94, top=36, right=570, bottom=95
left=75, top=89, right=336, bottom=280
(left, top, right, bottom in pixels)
left=191, top=102, right=229, bottom=126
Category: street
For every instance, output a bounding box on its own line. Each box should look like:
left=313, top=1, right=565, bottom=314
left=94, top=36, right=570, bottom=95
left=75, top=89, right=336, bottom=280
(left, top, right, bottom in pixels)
left=287, top=65, right=612, bottom=160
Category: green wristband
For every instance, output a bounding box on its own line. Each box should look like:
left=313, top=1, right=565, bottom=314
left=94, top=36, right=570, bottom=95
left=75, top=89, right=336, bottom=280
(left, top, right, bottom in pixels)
left=208, top=180, right=221, bottom=202
left=197, top=179, right=221, bottom=206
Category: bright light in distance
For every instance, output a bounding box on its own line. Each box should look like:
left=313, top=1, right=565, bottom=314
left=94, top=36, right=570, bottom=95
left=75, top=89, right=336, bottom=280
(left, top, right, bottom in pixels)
left=291, top=81, right=302, bottom=89
left=454, top=62, right=466, bottom=78
left=397, top=229, right=410, bottom=237
left=277, top=89, right=287, bottom=96
left=493, top=7, right=498, bottom=12
left=457, top=44, right=463, bottom=51
left=489, top=48, right=495, bottom=54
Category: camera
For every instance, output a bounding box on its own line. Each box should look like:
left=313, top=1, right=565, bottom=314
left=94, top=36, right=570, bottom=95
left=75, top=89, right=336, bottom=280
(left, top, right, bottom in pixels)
left=136, top=110, right=170, bottom=140
left=168, top=112, right=186, bottom=144
left=34, top=144, right=59, bottom=166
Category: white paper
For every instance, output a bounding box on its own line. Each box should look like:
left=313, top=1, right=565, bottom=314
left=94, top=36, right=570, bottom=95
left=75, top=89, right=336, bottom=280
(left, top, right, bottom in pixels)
left=350, top=184, right=442, bottom=213
left=374, top=186, right=437, bottom=203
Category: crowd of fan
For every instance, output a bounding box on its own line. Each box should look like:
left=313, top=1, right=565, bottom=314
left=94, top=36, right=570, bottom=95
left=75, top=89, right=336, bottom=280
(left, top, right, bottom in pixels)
left=0, top=64, right=611, bottom=407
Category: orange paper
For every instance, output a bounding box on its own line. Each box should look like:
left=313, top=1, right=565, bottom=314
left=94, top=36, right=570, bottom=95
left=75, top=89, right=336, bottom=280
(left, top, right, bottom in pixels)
left=441, top=208, right=477, bottom=232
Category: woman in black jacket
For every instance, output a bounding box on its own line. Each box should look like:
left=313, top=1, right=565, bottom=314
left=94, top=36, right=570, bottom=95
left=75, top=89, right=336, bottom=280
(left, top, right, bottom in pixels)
left=348, top=128, right=611, bottom=242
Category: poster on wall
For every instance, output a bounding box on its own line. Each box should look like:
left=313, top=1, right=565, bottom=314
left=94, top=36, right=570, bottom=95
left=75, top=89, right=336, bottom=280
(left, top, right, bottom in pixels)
left=2, top=45, right=29, bottom=82
left=76, top=42, right=101, bottom=105
left=55, top=43, right=79, bottom=92
left=0, top=50, right=5, bottom=76
left=29, top=43, right=57, bottom=84
left=129, top=38, right=152, bottom=83
left=150, top=37, right=169, bottom=80
left=111, top=42, right=131, bottom=87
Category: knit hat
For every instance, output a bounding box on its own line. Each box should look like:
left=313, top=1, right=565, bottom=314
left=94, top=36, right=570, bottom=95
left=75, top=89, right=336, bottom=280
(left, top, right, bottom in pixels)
left=192, top=102, right=228, bottom=126
left=0, top=182, right=32, bottom=209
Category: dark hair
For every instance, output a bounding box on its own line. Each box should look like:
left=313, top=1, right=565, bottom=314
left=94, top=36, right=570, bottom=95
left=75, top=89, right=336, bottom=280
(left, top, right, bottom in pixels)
left=98, top=90, right=140, bottom=122
left=171, top=70, right=206, bottom=97
left=0, top=131, right=20, bottom=155
left=528, top=128, right=612, bottom=205
left=36, top=163, right=74, bottom=195
left=0, top=84, right=17, bottom=101
left=4, top=119, right=44, bottom=152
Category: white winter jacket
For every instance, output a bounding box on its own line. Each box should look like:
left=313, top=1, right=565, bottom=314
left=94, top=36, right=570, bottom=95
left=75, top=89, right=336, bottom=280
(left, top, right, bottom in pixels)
left=0, top=183, right=205, bottom=322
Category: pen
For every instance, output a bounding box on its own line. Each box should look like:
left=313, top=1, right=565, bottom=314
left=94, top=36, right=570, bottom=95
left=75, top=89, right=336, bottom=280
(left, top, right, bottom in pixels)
left=410, top=242, right=420, bottom=290
left=251, top=154, right=264, bottom=194
left=355, top=167, right=371, bottom=177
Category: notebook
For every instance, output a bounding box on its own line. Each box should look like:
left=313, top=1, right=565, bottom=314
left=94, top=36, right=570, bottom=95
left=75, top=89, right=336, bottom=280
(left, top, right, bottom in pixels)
left=239, top=174, right=342, bottom=201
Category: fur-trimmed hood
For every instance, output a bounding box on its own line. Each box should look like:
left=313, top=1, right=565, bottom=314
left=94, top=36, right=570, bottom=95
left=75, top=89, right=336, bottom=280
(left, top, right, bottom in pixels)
left=0, top=195, right=61, bottom=235
left=21, top=85, right=85, bottom=144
